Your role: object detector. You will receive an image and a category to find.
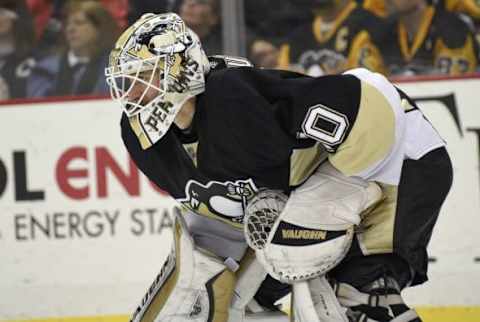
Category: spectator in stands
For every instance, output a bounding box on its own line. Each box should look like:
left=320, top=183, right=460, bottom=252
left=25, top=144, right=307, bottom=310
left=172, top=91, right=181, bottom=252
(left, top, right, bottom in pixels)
left=277, top=0, right=387, bottom=76
left=244, top=0, right=312, bottom=69
left=438, top=0, right=480, bottom=55
left=128, top=0, right=178, bottom=24
left=360, top=0, right=387, bottom=17
left=244, top=0, right=313, bottom=45
left=0, top=0, right=35, bottom=100
left=382, top=0, right=479, bottom=75
left=26, top=0, right=119, bottom=98
left=179, top=0, right=222, bottom=55
left=440, top=0, right=480, bottom=19
left=249, top=39, right=280, bottom=68
left=26, top=0, right=64, bottom=57
left=27, top=0, right=127, bottom=58
left=101, top=0, right=129, bottom=30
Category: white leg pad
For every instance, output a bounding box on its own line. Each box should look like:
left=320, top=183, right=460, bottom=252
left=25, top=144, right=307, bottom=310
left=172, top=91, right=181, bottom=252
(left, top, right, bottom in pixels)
left=292, top=276, right=349, bottom=322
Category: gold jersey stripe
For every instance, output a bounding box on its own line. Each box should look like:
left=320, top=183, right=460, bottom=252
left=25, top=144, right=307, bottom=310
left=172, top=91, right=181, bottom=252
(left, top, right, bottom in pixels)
left=357, top=183, right=397, bottom=254
left=329, top=80, right=395, bottom=177
left=289, top=143, right=327, bottom=186
left=398, top=6, right=435, bottom=62
left=312, top=1, right=357, bottom=44
left=183, top=142, right=198, bottom=165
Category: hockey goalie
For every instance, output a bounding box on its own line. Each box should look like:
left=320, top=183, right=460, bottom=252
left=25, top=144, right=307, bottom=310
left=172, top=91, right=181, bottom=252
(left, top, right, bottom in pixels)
left=105, top=12, right=453, bottom=322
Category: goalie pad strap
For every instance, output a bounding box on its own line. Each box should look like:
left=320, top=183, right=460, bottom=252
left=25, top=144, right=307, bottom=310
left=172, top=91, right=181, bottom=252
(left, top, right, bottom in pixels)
left=355, top=315, right=379, bottom=322
left=335, top=283, right=421, bottom=322
left=336, top=283, right=404, bottom=307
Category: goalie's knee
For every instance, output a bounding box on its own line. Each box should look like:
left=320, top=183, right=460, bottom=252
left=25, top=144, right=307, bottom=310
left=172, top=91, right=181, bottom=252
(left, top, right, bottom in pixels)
left=334, top=277, right=422, bottom=322
left=130, top=211, right=238, bottom=322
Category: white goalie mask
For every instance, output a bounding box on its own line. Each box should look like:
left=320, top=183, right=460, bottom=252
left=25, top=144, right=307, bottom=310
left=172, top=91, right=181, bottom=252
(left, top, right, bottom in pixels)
left=105, top=13, right=210, bottom=145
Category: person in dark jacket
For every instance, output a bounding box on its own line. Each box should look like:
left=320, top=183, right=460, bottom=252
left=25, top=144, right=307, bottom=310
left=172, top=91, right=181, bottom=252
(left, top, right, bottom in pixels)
left=27, top=0, right=119, bottom=98
left=0, top=0, right=35, bottom=100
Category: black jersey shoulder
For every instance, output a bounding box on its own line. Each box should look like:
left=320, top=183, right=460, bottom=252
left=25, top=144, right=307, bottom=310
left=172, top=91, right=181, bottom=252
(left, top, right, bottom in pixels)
left=206, top=67, right=359, bottom=102
left=204, top=67, right=361, bottom=148
left=204, top=67, right=307, bottom=106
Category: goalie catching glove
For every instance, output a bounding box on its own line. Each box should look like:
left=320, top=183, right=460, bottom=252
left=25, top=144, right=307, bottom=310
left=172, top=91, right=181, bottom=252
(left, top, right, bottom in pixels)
left=244, top=161, right=382, bottom=283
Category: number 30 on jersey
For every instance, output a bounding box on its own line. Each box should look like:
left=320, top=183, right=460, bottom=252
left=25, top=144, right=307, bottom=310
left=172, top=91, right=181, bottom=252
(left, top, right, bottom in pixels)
left=301, top=104, right=349, bottom=151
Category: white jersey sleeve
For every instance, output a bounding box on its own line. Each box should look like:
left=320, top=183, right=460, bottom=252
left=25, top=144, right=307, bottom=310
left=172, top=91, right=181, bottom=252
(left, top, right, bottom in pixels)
left=341, top=68, right=407, bottom=185
left=403, top=105, right=446, bottom=160
left=342, top=68, right=446, bottom=185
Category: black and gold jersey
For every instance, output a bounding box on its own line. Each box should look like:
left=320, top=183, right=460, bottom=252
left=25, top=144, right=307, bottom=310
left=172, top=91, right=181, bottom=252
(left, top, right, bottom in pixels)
left=122, top=66, right=443, bottom=229
left=383, top=5, right=478, bottom=75
left=278, top=1, right=387, bottom=75
left=440, top=0, right=480, bottom=19
left=360, top=0, right=387, bottom=17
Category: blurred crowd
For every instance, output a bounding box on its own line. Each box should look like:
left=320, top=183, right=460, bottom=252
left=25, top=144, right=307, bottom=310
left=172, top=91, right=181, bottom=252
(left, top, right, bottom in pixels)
left=1, top=0, right=479, bottom=101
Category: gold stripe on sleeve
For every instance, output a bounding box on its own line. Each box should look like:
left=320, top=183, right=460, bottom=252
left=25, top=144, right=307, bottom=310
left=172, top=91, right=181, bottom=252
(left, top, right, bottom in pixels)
left=357, top=183, right=397, bottom=254
left=290, top=143, right=328, bottom=186
left=328, top=80, right=395, bottom=176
